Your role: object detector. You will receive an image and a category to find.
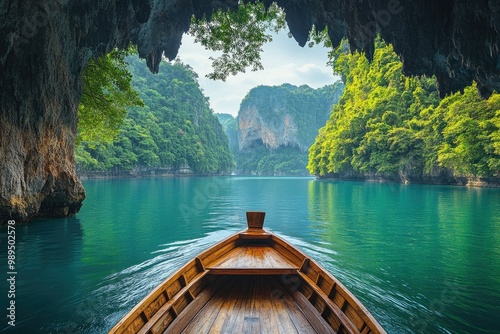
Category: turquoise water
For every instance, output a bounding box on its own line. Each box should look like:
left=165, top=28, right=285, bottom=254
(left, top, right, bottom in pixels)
left=1, top=177, right=499, bottom=333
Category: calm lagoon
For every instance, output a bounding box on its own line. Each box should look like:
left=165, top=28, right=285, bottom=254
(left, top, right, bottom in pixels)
left=1, top=177, right=499, bottom=333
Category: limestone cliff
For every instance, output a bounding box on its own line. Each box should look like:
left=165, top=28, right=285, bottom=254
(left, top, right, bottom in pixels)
left=1, top=0, right=500, bottom=223
left=234, top=83, right=343, bottom=175
left=76, top=56, right=234, bottom=176
left=238, top=84, right=343, bottom=152
left=239, top=106, right=301, bottom=151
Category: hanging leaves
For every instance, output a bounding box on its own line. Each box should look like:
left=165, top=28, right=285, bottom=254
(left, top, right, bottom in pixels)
left=189, top=1, right=286, bottom=81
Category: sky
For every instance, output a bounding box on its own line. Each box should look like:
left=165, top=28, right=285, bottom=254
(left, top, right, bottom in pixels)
left=175, top=29, right=340, bottom=116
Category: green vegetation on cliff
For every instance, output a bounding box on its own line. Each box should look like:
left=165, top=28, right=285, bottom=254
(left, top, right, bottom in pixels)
left=308, top=38, right=500, bottom=179
left=236, top=145, right=310, bottom=175
left=76, top=56, right=234, bottom=175
left=230, top=83, right=344, bottom=175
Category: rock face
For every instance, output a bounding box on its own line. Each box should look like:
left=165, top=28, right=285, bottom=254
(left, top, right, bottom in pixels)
left=233, top=83, right=343, bottom=175
left=1, top=0, right=500, bottom=223
left=0, top=0, right=86, bottom=223
left=239, top=106, right=301, bottom=151
left=238, top=84, right=342, bottom=152
left=285, top=0, right=500, bottom=98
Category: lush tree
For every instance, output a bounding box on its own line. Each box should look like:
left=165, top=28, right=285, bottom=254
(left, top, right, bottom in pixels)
left=308, top=37, right=440, bottom=177
left=436, top=85, right=500, bottom=176
left=78, top=48, right=143, bottom=144
left=235, top=146, right=310, bottom=175
left=189, top=1, right=333, bottom=81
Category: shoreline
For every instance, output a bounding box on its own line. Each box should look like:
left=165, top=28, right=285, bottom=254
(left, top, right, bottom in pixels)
left=315, top=174, right=500, bottom=188
left=77, top=169, right=500, bottom=188
left=76, top=167, right=231, bottom=180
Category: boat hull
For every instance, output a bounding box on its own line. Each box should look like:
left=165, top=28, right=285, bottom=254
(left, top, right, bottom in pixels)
left=109, top=225, right=386, bottom=334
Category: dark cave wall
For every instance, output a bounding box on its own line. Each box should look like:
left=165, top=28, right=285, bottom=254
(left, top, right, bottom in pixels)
left=0, top=0, right=240, bottom=224
left=379, top=0, right=500, bottom=97
left=0, top=0, right=85, bottom=223
left=1, top=0, right=500, bottom=224
left=0, top=0, right=142, bottom=223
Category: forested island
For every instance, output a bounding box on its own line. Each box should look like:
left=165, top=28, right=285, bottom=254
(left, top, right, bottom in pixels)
left=218, top=83, right=344, bottom=175
left=308, top=38, right=500, bottom=186
left=76, top=56, right=234, bottom=177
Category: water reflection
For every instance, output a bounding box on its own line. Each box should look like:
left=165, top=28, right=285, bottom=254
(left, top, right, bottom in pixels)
left=306, top=180, right=500, bottom=333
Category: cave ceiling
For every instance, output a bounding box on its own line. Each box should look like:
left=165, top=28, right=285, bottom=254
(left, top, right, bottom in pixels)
left=132, top=0, right=500, bottom=98
left=1, top=0, right=499, bottom=97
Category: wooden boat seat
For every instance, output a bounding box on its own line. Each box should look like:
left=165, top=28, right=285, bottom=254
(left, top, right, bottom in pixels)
left=206, top=242, right=300, bottom=275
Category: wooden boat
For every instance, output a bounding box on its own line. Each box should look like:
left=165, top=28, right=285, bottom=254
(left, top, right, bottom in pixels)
left=109, top=212, right=386, bottom=334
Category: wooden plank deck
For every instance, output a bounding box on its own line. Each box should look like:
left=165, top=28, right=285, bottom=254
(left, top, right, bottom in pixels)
left=172, top=275, right=334, bottom=334
left=206, top=244, right=299, bottom=275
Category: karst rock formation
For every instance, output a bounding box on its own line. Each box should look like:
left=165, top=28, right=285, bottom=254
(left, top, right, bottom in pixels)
left=1, top=0, right=500, bottom=224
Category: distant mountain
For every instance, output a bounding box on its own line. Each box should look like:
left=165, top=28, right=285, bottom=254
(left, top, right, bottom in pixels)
left=219, top=82, right=344, bottom=175
left=215, top=113, right=239, bottom=154
left=76, top=56, right=234, bottom=177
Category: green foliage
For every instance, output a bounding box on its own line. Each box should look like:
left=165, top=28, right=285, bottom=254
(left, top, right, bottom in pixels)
left=189, top=1, right=286, bottom=80
left=78, top=48, right=143, bottom=143
left=308, top=37, right=500, bottom=179
left=305, top=25, right=333, bottom=49
left=434, top=85, right=500, bottom=176
left=236, top=146, right=309, bottom=175
left=76, top=56, right=234, bottom=174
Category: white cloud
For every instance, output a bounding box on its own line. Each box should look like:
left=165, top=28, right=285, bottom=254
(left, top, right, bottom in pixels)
left=210, top=94, right=242, bottom=115
left=176, top=30, right=340, bottom=116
